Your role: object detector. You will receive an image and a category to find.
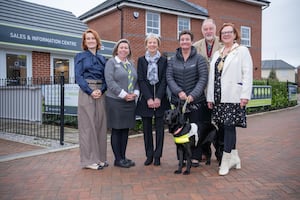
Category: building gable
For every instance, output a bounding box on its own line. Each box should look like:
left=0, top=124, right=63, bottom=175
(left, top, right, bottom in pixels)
left=262, top=60, right=296, bottom=70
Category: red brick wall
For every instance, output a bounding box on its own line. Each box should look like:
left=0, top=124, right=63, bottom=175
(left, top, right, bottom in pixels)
left=85, top=0, right=263, bottom=79
left=204, top=0, right=262, bottom=79
left=32, top=51, right=50, bottom=78
left=88, top=11, right=121, bottom=42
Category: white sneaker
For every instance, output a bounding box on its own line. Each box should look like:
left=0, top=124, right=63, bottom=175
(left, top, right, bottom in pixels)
left=85, top=163, right=101, bottom=170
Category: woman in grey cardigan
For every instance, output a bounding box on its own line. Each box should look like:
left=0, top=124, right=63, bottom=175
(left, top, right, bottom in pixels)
left=105, top=39, right=139, bottom=168
left=167, top=30, right=209, bottom=167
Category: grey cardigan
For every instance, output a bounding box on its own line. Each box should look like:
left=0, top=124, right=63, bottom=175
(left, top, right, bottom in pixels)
left=105, top=57, right=139, bottom=99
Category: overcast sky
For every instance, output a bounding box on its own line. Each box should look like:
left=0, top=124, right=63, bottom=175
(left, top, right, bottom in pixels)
left=25, top=0, right=300, bottom=67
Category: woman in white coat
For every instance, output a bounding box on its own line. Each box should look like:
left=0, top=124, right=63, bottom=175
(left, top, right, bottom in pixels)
left=207, top=23, right=253, bottom=176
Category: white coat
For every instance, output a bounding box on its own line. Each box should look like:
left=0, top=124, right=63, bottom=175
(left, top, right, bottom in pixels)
left=206, top=43, right=253, bottom=104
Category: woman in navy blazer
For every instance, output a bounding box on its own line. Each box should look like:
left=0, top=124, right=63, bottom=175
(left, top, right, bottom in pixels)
left=136, top=34, right=170, bottom=166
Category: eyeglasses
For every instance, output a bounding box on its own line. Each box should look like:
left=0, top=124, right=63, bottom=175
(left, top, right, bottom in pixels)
left=221, top=31, right=233, bottom=35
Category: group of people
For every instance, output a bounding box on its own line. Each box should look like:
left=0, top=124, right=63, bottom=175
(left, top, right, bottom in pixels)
left=75, top=18, right=253, bottom=176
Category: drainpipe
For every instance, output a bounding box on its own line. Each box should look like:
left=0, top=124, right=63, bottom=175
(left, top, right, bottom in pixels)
left=117, top=4, right=123, bottom=38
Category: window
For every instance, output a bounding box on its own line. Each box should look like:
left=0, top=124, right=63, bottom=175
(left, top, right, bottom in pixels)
left=53, top=58, right=69, bottom=84
left=6, top=53, right=27, bottom=85
left=178, top=17, right=190, bottom=38
left=240, top=26, right=251, bottom=47
left=146, top=11, right=160, bottom=35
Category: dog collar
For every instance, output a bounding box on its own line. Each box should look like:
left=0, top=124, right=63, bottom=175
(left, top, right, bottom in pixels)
left=174, top=133, right=189, bottom=144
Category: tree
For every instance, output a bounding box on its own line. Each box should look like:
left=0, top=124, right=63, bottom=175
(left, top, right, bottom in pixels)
left=268, top=69, right=278, bottom=81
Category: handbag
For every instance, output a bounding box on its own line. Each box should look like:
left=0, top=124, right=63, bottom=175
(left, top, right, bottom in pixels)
left=236, top=106, right=247, bottom=128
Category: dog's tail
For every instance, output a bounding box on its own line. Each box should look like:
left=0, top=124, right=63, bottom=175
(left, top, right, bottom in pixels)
left=201, top=125, right=217, bottom=145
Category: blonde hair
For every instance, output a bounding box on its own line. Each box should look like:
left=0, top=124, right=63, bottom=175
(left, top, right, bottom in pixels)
left=144, top=34, right=161, bottom=46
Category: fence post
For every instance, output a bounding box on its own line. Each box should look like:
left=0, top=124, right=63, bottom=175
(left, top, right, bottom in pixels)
left=60, top=72, right=65, bottom=145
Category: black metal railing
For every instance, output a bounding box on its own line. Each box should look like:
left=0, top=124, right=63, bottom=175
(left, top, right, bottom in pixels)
left=0, top=75, right=70, bottom=144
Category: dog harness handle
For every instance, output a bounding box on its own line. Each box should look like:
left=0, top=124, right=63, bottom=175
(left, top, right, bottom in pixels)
left=182, top=99, right=189, bottom=114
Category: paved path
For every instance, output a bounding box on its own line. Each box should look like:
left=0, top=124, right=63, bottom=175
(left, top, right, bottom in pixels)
left=0, top=106, right=300, bottom=200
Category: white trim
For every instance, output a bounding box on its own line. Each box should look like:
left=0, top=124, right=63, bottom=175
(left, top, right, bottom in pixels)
left=0, top=49, right=5, bottom=79
left=50, top=54, right=74, bottom=83
left=145, top=11, right=161, bottom=36
left=177, top=16, right=191, bottom=39
left=240, top=26, right=251, bottom=47
left=1, top=49, right=32, bottom=80
left=235, top=0, right=270, bottom=6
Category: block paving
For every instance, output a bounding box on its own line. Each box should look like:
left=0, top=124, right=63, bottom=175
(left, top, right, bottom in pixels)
left=0, top=105, right=299, bottom=200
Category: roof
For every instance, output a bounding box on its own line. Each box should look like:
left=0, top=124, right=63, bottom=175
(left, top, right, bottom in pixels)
left=0, top=0, right=87, bottom=36
left=262, top=60, right=296, bottom=70
left=236, top=0, right=270, bottom=7
left=79, top=0, right=208, bottom=21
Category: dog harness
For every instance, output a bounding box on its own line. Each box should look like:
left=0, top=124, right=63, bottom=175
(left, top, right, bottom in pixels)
left=174, top=123, right=199, bottom=145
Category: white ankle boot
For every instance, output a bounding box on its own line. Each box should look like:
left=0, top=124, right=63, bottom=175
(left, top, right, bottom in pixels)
left=219, top=152, right=231, bottom=176
left=229, top=149, right=241, bottom=169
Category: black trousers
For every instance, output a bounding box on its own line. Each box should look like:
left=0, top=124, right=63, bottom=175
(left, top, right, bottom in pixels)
left=223, top=125, right=236, bottom=153
left=111, top=128, right=129, bottom=161
left=142, top=116, right=164, bottom=159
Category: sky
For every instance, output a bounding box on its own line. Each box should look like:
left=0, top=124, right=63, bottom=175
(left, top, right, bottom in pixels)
left=25, top=0, right=300, bottom=67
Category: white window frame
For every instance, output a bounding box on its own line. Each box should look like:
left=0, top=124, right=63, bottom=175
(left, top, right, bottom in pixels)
left=240, top=26, right=251, bottom=47
left=50, top=54, right=74, bottom=83
left=177, top=17, right=190, bottom=39
left=0, top=49, right=32, bottom=80
left=145, top=11, right=160, bottom=36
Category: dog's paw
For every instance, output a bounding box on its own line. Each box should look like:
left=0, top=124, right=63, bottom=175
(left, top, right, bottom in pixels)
left=174, top=170, right=182, bottom=174
left=183, top=170, right=190, bottom=175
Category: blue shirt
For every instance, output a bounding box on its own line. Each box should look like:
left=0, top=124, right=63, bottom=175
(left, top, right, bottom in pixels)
left=74, top=50, right=107, bottom=95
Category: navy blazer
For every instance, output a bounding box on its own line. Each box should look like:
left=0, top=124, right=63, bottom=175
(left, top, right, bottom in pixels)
left=136, top=55, right=170, bottom=117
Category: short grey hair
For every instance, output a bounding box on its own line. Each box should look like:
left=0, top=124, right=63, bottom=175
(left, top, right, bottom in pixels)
left=144, top=34, right=161, bottom=46
left=201, top=18, right=216, bottom=30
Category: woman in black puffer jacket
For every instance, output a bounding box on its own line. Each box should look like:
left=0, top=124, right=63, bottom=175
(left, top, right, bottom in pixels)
left=166, top=30, right=209, bottom=166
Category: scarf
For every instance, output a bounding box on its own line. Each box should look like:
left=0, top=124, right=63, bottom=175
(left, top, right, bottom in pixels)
left=145, top=50, right=160, bottom=85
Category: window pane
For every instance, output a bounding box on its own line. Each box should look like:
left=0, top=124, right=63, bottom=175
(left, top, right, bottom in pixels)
left=54, top=58, right=69, bottom=84
left=6, top=54, right=27, bottom=85
left=146, top=12, right=160, bottom=35
left=178, top=17, right=190, bottom=36
left=241, top=26, right=251, bottom=47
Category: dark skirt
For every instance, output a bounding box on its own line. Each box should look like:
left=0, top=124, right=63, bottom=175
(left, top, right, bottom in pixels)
left=105, top=96, right=136, bottom=129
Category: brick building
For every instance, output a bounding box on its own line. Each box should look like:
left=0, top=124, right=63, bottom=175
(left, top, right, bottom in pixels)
left=79, top=0, right=270, bottom=80
left=0, top=0, right=114, bottom=83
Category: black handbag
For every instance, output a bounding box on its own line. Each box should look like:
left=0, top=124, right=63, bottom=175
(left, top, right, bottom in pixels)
left=236, top=107, right=247, bottom=128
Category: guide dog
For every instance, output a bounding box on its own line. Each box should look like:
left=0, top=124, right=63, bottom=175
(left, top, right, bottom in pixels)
left=164, top=105, right=217, bottom=175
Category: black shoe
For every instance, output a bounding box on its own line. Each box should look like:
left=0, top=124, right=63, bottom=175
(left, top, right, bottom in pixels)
left=99, top=161, right=109, bottom=168
left=125, top=158, right=135, bottom=167
left=144, top=157, right=153, bottom=166
left=154, top=158, right=160, bottom=166
left=114, top=159, right=130, bottom=168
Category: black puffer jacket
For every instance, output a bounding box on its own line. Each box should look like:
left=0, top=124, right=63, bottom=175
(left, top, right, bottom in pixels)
left=166, top=46, right=208, bottom=105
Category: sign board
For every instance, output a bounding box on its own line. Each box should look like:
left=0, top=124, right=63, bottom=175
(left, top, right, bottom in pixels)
left=248, top=85, right=272, bottom=108
left=0, top=23, right=115, bottom=56
left=42, top=84, right=79, bottom=115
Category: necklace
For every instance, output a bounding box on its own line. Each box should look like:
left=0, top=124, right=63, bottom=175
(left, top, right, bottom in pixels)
left=217, top=45, right=239, bottom=72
